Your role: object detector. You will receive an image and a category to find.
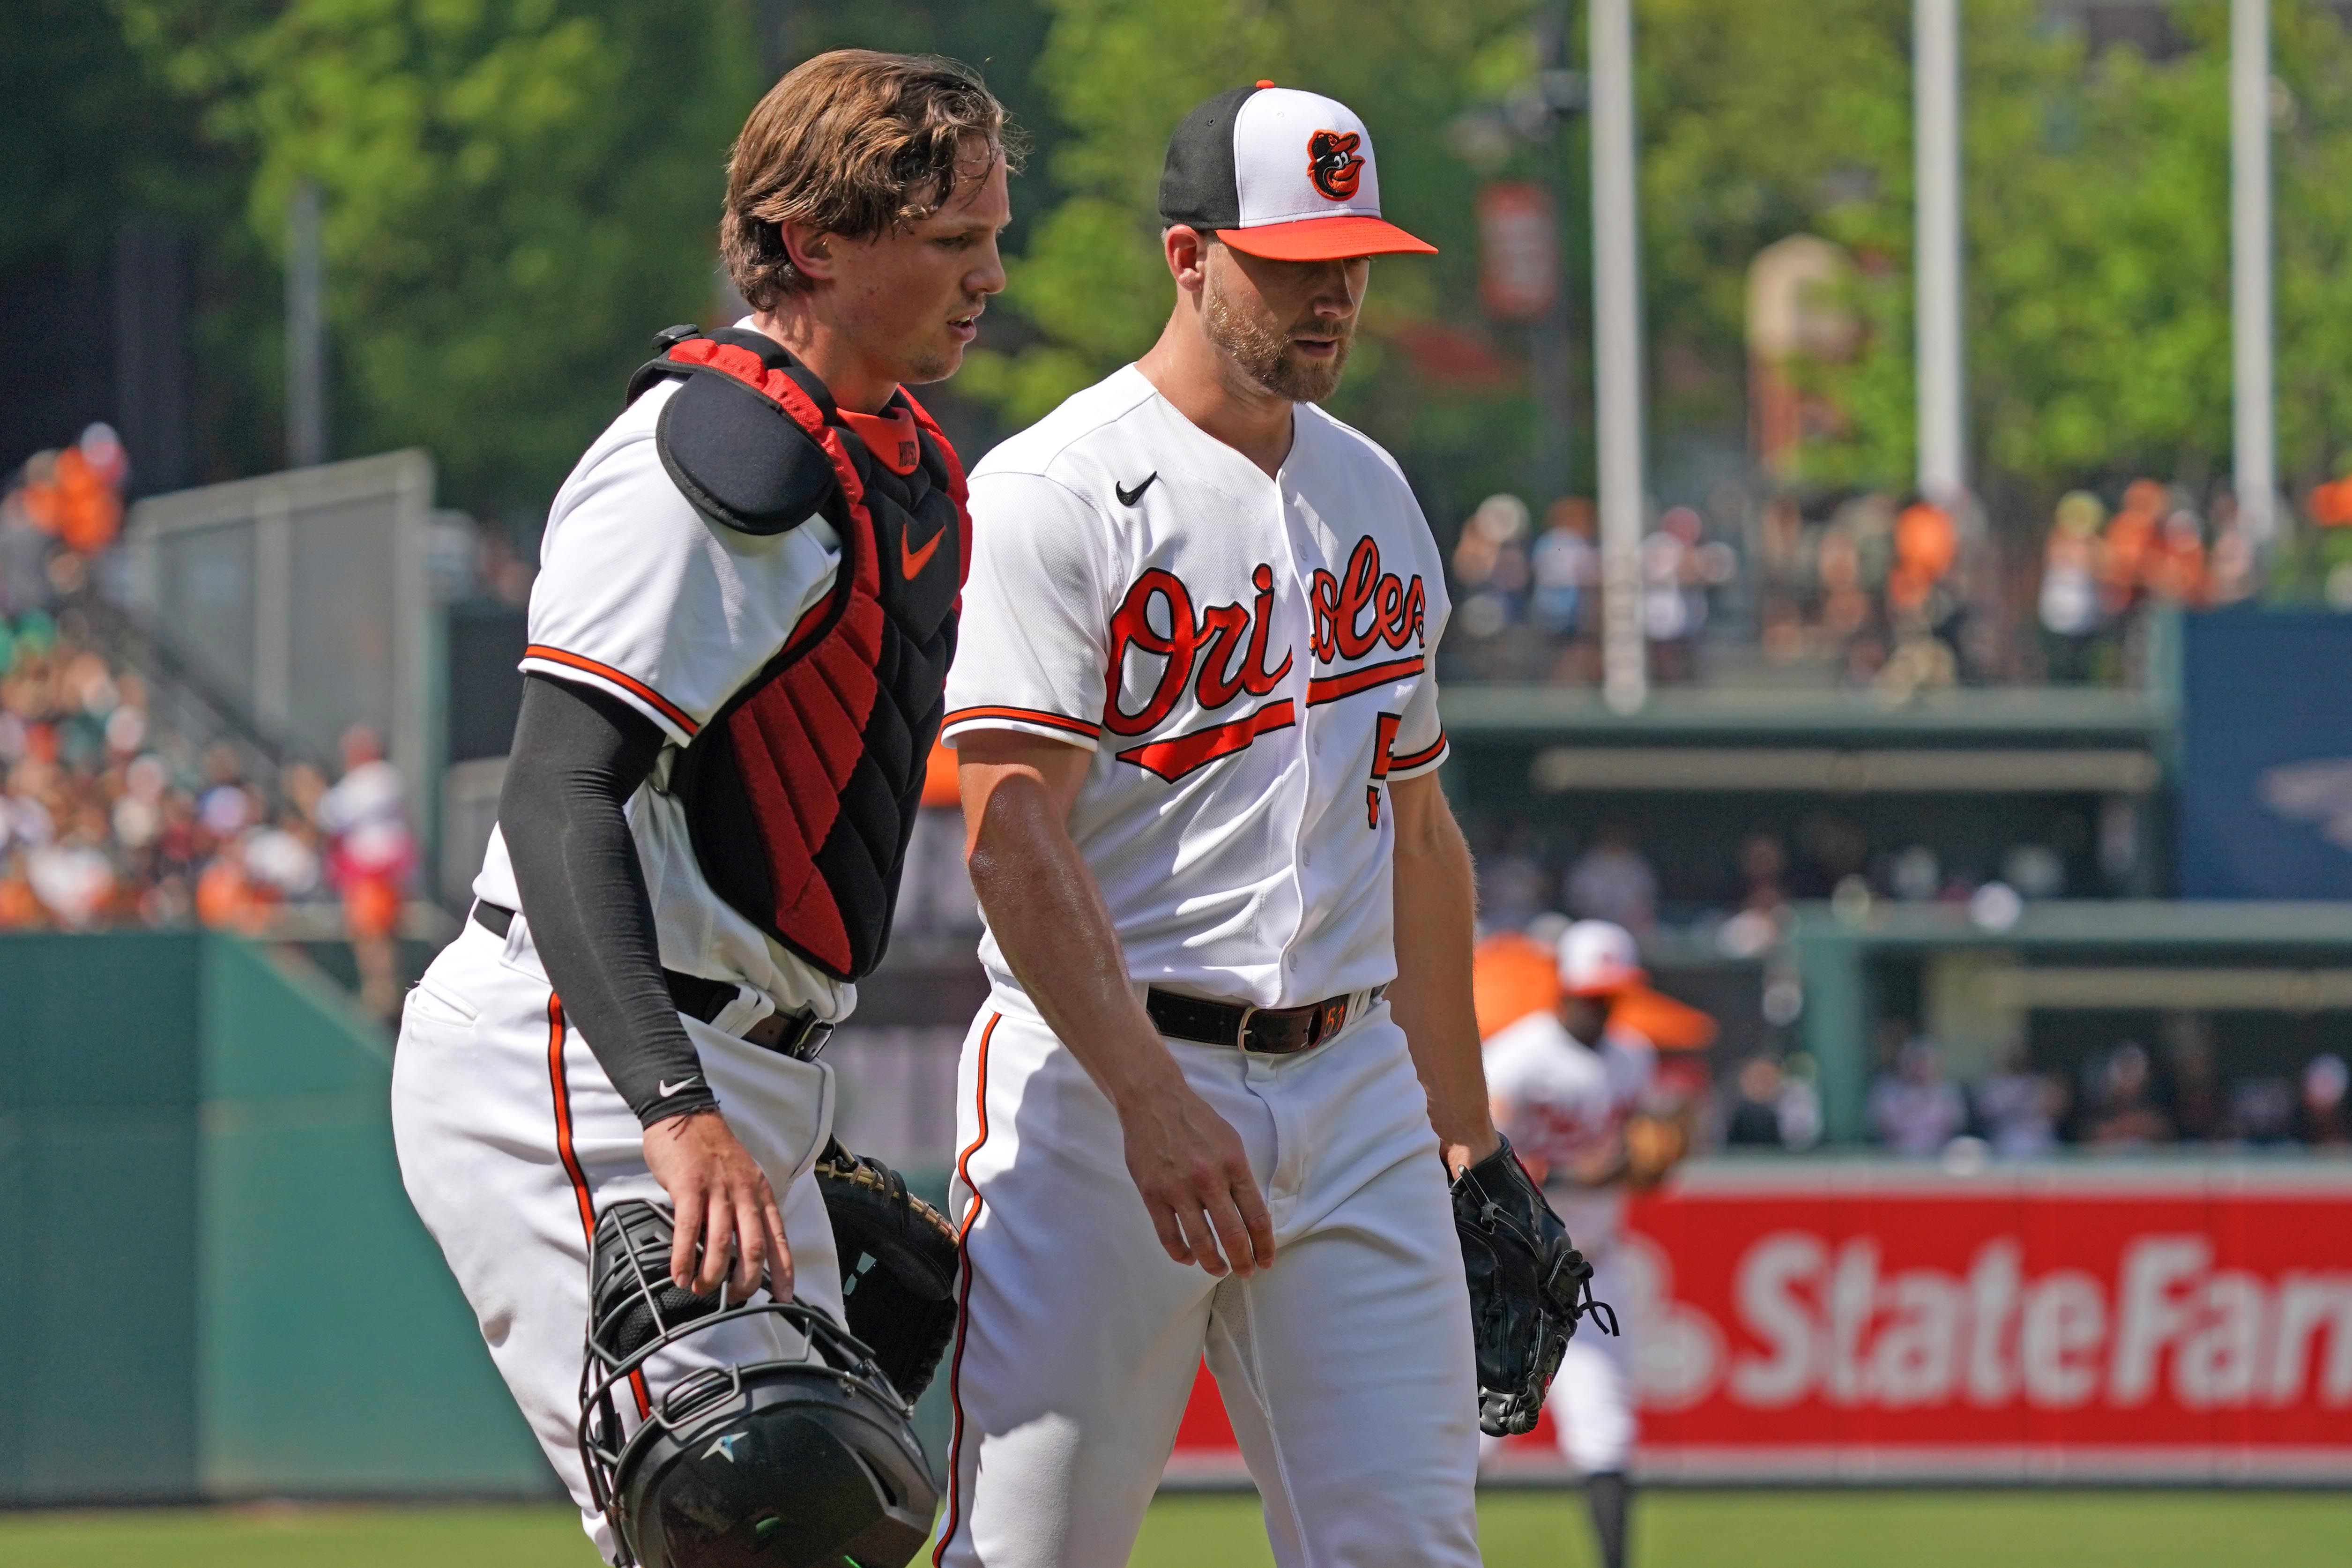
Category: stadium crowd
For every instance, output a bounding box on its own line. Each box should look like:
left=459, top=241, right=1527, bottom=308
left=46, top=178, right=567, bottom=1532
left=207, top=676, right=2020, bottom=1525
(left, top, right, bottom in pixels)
left=1443, top=477, right=2279, bottom=690
left=0, top=433, right=414, bottom=1018
left=1474, top=820, right=2352, bottom=1160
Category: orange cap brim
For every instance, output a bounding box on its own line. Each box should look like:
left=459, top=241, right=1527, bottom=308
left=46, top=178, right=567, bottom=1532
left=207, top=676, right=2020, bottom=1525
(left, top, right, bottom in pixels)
left=1563, top=962, right=1647, bottom=999
left=1218, top=215, right=1438, bottom=261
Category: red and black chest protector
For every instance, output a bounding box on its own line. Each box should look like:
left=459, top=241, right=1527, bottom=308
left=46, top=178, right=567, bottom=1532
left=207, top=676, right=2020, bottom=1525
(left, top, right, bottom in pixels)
left=625, top=326, right=969, bottom=981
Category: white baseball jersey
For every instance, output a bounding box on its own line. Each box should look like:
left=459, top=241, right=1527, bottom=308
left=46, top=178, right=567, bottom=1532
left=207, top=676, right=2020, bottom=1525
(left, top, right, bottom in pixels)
left=1481, top=1010, right=1654, bottom=1251
left=470, top=371, right=852, bottom=1022
left=940, top=363, right=1451, bottom=1011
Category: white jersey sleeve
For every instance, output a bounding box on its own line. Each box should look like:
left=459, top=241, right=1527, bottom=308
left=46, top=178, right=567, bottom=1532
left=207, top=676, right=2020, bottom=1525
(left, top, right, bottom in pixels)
left=940, top=469, right=1116, bottom=751
left=521, top=381, right=841, bottom=747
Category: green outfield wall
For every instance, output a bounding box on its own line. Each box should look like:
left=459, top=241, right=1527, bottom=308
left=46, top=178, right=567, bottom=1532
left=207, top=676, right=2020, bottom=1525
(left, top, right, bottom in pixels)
left=0, top=932, right=553, bottom=1505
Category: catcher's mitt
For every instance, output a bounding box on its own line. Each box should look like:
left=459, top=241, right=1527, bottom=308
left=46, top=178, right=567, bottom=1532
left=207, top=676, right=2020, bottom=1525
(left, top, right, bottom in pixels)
left=1451, top=1136, right=1618, bottom=1436
left=813, top=1137, right=960, bottom=1401
left=1623, top=1109, right=1689, bottom=1192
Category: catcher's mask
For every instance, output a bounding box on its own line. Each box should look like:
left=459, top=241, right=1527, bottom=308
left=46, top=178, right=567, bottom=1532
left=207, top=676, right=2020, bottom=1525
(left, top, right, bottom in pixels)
left=578, top=1199, right=937, bottom=1568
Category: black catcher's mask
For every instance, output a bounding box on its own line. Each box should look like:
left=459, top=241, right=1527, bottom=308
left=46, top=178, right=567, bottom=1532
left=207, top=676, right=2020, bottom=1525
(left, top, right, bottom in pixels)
left=579, top=1199, right=938, bottom=1568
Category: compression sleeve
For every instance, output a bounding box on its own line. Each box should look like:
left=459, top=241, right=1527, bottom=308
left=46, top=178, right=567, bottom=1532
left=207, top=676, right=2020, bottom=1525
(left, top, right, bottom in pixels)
left=499, top=673, right=718, bottom=1126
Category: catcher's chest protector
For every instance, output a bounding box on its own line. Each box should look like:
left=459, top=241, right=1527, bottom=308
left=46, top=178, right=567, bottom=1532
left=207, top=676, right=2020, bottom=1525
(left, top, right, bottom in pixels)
left=627, top=328, right=969, bottom=980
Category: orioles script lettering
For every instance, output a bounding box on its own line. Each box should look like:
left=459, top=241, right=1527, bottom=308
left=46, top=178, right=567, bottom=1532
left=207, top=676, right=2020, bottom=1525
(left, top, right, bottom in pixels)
left=1103, top=537, right=1426, bottom=738
left=1098, top=537, right=1427, bottom=785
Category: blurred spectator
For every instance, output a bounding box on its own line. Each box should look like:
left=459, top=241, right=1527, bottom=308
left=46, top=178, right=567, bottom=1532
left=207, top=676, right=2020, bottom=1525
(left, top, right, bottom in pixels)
left=2300, top=1054, right=2349, bottom=1147
left=16, top=425, right=128, bottom=558
left=1563, top=823, right=1657, bottom=935
left=1716, top=834, right=1790, bottom=958
left=195, top=832, right=276, bottom=935
left=2229, top=1077, right=2297, bottom=1145
left=2143, top=509, right=2208, bottom=607
left=1530, top=497, right=1598, bottom=640
left=317, top=725, right=413, bottom=1020
left=1724, top=1055, right=1786, bottom=1147
left=1868, top=1037, right=1967, bottom=1156
left=2039, top=490, right=2105, bottom=681
left=1451, top=493, right=1532, bottom=641
left=1775, top=1054, right=1823, bottom=1150
left=2084, top=1041, right=2174, bottom=1149
left=1476, top=847, right=1553, bottom=935
left=2163, top=1015, right=2225, bottom=1143
left=3, top=427, right=129, bottom=616
left=1640, top=507, right=1704, bottom=681
left=2099, top=480, right=2165, bottom=620
left=1886, top=499, right=1958, bottom=622
left=1974, top=1040, right=2063, bottom=1159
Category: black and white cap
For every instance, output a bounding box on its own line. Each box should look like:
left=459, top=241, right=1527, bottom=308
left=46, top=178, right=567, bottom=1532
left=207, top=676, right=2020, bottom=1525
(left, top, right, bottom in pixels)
left=1158, top=82, right=1437, bottom=262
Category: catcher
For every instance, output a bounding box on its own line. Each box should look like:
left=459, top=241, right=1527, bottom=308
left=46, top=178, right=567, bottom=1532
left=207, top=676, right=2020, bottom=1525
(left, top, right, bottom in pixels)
left=390, top=50, right=1000, bottom=1564
left=1479, top=918, right=1691, bottom=1568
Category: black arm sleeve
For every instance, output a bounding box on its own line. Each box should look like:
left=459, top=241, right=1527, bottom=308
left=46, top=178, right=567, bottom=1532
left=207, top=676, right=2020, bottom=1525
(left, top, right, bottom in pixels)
left=499, top=674, right=718, bottom=1126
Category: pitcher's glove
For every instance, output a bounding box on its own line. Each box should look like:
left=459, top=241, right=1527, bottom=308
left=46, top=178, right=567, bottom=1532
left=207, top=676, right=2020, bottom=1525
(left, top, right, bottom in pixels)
left=813, top=1138, right=960, bottom=1401
left=1451, top=1136, right=1619, bottom=1436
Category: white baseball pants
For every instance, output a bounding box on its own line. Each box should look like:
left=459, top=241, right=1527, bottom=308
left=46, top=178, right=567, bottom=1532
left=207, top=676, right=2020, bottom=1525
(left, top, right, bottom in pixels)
left=931, top=1002, right=1481, bottom=1568
left=389, top=915, right=845, bottom=1562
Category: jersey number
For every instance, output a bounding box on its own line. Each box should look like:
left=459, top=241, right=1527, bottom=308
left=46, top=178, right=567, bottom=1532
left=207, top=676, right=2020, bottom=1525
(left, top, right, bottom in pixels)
left=1368, top=712, right=1402, bottom=828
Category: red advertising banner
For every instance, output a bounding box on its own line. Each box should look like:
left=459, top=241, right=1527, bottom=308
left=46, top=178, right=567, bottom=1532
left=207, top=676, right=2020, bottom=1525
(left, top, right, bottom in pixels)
left=1476, top=181, right=1558, bottom=323
left=1166, top=1162, right=2352, bottom=1484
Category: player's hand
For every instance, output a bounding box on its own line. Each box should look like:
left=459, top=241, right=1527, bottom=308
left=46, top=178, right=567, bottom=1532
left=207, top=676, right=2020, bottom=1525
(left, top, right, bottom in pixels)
left=643, top=1108, right=794, bottom=1302
left=1116, top=1080, right=1275, bottom=1278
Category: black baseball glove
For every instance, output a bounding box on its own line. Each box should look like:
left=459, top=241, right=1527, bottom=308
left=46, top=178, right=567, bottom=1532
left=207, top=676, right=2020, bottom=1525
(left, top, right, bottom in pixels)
left=1450, top=1135, right=1618, bottom=1436
left=813, top=1138, right=960, bottom=1401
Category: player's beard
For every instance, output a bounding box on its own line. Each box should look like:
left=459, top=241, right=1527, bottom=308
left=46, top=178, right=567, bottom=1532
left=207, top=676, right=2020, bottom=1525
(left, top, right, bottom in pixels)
left=1202, top=267, right=1354, bottom=403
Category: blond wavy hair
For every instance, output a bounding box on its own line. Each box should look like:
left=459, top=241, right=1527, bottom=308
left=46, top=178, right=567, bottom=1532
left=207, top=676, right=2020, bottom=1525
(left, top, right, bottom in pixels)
left=722, top=50, right=1016, bottom=310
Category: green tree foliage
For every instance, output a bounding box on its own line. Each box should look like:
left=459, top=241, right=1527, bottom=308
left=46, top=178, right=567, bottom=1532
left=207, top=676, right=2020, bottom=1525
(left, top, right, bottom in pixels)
left=961, top=0, right=1544, bottom=511
left=114, top=0, right=765, bottom=518
left=1642, top=0, right=2352, bottom=505
left=1977, top=0, right=2352, bottom=501
left=994, top=0, right=2352, bottom=521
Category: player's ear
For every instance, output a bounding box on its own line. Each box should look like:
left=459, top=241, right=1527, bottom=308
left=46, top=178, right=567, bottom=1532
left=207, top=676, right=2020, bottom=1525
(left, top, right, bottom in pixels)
left=780, top=221, right=838, bottom=285
left=1163, top=224, right=1211, bottom=295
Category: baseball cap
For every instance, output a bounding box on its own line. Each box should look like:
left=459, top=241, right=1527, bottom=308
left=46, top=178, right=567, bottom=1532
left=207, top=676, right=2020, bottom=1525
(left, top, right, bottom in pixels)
left=1556, top=920, right=1646, bottom=998
left=1158, top=82, right=1437, bottom=262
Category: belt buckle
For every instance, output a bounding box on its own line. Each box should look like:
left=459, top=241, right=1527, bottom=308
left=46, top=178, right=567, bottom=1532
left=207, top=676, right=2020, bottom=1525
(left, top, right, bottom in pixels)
left=790, top=1017, right=834, bottom=1062
left=1235, top=1003, right=1265, bottom=1054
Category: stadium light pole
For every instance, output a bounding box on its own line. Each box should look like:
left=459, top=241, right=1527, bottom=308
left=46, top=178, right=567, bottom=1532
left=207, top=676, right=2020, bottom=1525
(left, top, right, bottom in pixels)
left=285, top=180, right=327, bottom=470
left=1590, top=0, right=1647, bottom=714
left=1913, top=0, right=1965, bottom=508
left=2232, top=0, right=2277, bottom=544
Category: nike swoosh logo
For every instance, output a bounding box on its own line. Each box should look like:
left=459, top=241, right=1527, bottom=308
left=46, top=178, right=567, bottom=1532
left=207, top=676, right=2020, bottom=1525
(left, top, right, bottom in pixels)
left=658, top=1076, right=700, bottom=1098
left=901, top=521, right=945, bottom=579
left=1115, top=472, right=1159, bottom=507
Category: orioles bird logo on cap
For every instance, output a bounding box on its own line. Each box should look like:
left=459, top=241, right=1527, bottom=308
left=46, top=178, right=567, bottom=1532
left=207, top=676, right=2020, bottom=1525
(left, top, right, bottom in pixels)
left=1306, top=129, right=1364, bottom=201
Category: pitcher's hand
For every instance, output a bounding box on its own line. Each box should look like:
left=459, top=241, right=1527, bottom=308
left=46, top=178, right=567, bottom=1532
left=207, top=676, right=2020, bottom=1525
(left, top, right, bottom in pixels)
left=644, top=1108, right=793, bottom=1301
left=1116, top=1079, right=1274, bottom=1278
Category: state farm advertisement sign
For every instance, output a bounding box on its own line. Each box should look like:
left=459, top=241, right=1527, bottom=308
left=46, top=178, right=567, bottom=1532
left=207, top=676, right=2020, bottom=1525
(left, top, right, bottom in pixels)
left=1521, top=1163, right=2352, bottom=1481
left=1168, top=1163, right=2352, bottom=1483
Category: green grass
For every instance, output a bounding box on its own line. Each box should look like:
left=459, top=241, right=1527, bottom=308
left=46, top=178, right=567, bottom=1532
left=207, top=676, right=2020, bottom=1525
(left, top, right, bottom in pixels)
left=2, top=1491, right=2347, bottom=1567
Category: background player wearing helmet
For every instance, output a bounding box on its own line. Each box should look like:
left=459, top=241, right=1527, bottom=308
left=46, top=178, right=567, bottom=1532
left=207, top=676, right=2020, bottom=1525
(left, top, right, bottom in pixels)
left=935, top=85, right=1490, bottom=1566
left=389, top=52, right=1009, bottom=1562
left=1481, top=920, right=1687, bottom=1568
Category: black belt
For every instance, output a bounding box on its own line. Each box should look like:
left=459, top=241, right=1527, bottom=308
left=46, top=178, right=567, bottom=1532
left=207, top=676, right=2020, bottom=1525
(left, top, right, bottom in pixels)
left=1145, top=984, right=1383, bottom=1056
left=469, top=900, right=834, bottom=1062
